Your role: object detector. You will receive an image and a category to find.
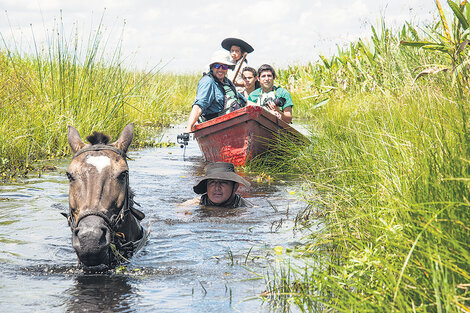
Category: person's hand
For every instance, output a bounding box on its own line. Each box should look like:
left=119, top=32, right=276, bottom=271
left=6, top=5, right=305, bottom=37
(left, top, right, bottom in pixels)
left=266, top=100, right=282, bottom=117
left=266, top=100, right=276, bottom=111
left=266, top=100, right=281, bottom=115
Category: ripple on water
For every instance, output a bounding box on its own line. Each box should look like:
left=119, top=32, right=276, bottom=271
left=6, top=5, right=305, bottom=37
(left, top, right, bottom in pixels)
left=0, top=124, right=308, bottom=313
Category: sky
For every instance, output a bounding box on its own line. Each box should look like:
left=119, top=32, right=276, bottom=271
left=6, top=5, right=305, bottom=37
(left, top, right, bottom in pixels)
left=0, top=0, right=438, bottom=74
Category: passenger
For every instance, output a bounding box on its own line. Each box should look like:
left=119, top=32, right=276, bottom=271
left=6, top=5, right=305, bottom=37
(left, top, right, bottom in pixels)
left=185, top=50, right=246, bottom=133
left=221, top=38, right=254, bottom=90
left=247, top=64, right=293, bottom=123
left=193, top=162, right=251, bottom=208
left=240, top=66, right=260, bottom=99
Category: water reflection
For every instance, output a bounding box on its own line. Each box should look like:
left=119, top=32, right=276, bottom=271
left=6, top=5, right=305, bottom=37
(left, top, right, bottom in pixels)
left=193, top=205, right=249, bottom=218
left=65, top=274, right=137, bottom=313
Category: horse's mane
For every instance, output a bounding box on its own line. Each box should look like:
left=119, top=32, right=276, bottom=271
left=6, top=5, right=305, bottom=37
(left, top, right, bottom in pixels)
left=86, top=132, right=111, bottom=145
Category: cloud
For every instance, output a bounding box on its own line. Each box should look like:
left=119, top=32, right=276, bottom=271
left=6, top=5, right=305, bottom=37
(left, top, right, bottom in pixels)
left=0, top=0, right=437, bottom=73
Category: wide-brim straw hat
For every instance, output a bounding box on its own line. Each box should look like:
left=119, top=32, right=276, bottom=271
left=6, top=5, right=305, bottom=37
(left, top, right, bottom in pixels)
left=193, top=162, right=251, bottom=194
left=221, top=38, right=254, bottom=54
left=208, top=50, right=235, bottom=69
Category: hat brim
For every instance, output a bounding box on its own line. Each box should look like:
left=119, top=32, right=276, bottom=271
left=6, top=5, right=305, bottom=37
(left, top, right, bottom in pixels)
left=221, top=38, right=254, bottom=54
left=193, top=172, right=250, bottom=194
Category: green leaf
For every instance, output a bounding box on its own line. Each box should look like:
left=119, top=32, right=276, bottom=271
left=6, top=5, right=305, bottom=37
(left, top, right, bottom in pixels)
left=461, top=27, right=470, bottom=38
left=448, top=0, right=469, bottom=29
left=421, top=44, right=452, bottom=53
left=406, top=22, right=420, bottom=41
left=319, top=55, right=331, bottom=69
left=400, top=40, right=436, bottom=48
left=312, top=98, right=330, bottom=109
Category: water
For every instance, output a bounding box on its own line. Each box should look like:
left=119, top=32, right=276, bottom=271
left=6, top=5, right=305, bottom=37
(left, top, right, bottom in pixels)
left=0, top=125, right=306, bottom=312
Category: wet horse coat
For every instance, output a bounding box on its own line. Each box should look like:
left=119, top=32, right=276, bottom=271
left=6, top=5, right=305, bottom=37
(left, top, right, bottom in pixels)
left=65, top=123, right=147, bottom=267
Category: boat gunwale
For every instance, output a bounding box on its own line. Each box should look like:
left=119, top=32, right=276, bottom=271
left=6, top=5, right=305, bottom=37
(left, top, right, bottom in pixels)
left=193, top=106, right=301, bottom=139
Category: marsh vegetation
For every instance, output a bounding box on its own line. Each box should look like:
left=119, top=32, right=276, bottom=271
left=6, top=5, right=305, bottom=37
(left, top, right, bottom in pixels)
left=0, top=18, right=197, bottom=178
left=1, top=1, right=469, bottom=312
left=260, top=1, right=469, bottom=311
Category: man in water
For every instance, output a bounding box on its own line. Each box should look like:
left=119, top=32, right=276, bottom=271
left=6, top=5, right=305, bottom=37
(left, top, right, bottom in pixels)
left=193, top=162, right=251, bottom=208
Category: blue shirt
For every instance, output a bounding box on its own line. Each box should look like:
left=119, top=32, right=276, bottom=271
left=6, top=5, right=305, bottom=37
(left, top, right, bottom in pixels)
left=193, top=74, right=246, bottom=116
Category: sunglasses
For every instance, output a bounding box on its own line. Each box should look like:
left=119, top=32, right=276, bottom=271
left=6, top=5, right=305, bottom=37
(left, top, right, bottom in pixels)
left=213, top=63, right=229, bottom=70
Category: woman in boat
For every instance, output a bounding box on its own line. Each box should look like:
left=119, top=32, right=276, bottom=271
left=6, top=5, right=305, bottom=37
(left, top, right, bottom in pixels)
left=247, top=64, right=293, bottom=123
left=221, top=38, right=254, bottom=91
left=185, top=50, right=246, bottom=133
left=240, top=66, right=260, bottom=99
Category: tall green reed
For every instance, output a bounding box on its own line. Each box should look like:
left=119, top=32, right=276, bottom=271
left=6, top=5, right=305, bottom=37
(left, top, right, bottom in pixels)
left=262, top=88, right=469, bottom=312
left=0, top=13, right=197, bottom=176
left=258, top=12, right=470, bottom=313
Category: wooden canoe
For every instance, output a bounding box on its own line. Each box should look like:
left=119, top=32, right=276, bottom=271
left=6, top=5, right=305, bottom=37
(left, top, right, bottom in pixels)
left=193, top=106, right=308, bottom=166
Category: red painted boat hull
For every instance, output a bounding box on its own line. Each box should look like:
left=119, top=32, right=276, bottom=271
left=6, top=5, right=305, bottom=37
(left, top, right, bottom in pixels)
left=193, top=106, right=308, bottom=166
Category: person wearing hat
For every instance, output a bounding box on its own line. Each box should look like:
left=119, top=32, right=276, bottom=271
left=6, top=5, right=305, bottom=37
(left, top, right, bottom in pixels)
left=247, top=64, right=293, bottom=123
left=193, top=162, right=251, bottom=208
left=221, top=38, right=254, bottom=91
left=184, top=50, right=246, bottom=133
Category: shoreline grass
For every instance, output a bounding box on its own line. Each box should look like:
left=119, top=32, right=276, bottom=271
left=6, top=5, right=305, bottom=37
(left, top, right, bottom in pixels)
left=256, top=2, right=470, bottom=311
left=261, top=86, right=469, bottom=312
left=0, top=18, right=197, bottom=178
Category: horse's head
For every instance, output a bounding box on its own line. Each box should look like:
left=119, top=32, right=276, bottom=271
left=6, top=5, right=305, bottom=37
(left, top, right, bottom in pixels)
left=66, top=123, right=140, bottom=267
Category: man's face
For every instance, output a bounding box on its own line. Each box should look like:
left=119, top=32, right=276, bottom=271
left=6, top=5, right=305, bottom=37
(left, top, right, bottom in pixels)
left=211, top=64, right=228, bottom=82
left=259, top=70, right=274, bottom=90
left=207, top=179, right=234, bottom=204
left=242, top=71, right=257, bottom=89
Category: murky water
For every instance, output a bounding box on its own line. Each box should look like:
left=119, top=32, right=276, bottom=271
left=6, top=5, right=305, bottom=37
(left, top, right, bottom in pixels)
left=0, top=125, right=306, bottom=312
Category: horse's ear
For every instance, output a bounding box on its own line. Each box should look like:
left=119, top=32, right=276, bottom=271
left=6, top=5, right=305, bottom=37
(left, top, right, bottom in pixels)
left=67, top=125, right=86, bottom=154
left=113, top=123, right=134, bottom=153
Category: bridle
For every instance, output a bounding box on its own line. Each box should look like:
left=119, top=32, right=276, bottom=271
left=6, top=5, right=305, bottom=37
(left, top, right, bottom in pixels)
left=65, top=144, right=144, bottom=265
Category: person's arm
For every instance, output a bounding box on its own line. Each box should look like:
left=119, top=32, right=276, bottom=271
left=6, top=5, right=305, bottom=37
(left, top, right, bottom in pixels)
left=233, top=76, right=245, bottom=87
left=281, top=106, right=292, bottom=123
left=185, top=76, right=215, bottom=132
left=185, top=105, right=203, bottom=132
left=278, top=88, right=294, bottom=123
left=237, top=92, right=246, bottom=105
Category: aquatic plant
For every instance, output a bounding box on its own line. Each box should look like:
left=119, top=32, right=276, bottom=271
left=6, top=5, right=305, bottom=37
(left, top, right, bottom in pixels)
left=0, top=12, right=197, bottom=177
left=257, top=5, right=470, bottom=313
left=401, top=0, right=470, bottom=90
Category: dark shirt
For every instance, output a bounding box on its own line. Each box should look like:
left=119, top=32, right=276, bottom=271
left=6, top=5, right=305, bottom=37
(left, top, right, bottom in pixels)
left=199, top=194, right=251, bottom=208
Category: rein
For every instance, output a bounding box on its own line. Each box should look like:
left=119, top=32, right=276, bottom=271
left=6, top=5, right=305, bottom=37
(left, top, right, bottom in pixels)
left=66, top=144, right=145, bottom=265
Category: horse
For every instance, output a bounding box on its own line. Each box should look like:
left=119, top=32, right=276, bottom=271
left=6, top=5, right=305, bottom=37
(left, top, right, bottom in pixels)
left=64, top=123, right=147, bottom=268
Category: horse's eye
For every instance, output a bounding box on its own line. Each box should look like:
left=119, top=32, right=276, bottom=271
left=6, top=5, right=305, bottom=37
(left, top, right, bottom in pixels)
left=66, top=172, right=75, bottom=182
left=117, top=171, right=128, bottom=182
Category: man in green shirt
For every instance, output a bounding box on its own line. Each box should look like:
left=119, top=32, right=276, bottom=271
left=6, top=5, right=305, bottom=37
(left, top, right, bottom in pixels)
left=247, top=64, right=293, bottom=123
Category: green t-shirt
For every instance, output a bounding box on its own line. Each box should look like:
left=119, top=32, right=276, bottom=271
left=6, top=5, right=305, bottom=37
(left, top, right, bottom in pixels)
left=247, top=86, right=294, bottom=111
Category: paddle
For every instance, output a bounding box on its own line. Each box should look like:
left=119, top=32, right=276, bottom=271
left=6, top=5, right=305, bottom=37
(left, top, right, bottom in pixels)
left=232, top=52, right=248, bottom=84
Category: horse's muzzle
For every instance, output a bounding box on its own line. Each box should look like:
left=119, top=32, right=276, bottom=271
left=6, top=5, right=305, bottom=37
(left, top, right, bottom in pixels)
left=72, top=215, right=112, bottom=267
